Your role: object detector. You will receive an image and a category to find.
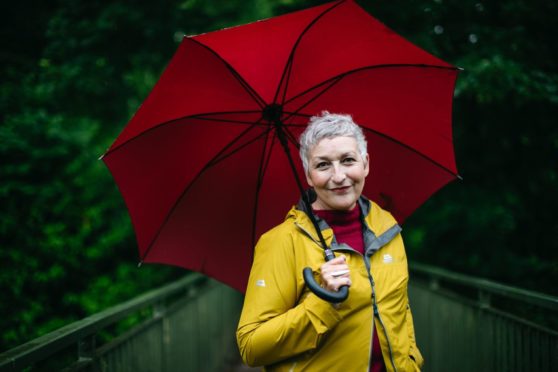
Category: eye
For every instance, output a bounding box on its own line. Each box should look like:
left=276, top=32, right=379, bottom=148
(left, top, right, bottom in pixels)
left=342, top=157, right=357, bottom=164
left=315, top=161, right=329, bottom=169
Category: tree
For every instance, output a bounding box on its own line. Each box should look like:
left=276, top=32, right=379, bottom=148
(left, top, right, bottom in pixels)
left=1, top=0, right=557, bottom=351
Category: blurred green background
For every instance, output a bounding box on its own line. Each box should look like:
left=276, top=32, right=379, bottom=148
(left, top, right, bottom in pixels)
left=1, top=0, right=557, bottom=351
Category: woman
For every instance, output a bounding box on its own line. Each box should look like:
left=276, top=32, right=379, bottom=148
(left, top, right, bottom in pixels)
left=237, top=112, right=424, bottom=371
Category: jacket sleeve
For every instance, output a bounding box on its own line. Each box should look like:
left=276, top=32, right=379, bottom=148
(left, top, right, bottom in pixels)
left=236, top=230, right=343, bottom=367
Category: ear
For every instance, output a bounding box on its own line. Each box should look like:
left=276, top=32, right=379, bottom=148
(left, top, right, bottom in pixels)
left=364, top=153, right=370, bottom=177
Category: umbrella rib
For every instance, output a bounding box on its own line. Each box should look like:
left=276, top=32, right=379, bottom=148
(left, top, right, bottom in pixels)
left=282, top=71, right=459, bottom=177
left=273, top=0, right=346, bottom=105
left=206, top=124, right=273, bottom=167
left=191, top=112, right=269, bottom=126
left=282, top=111, right=311, bottom=120
left=361, top=126, right=459, bottom=178
left=283, top=63, right=459, bottom=107
left=279, top=63, right=461, bottom=178
left=279, top=52, right=294, bottom=105
left=188, top=37, right=267, bottom=108
left=140, top=122, right=269, bottom=262
left=251, top=129, right=276, bottom=249
left=280, top=111, right=312, bottom=128
left=102, top=111, right=265, bottom=159
left=282, top=76, right=343, bottom=123
left=261, top=132, right=278, bottom=187
left=282, top=125, right=301, bottom=151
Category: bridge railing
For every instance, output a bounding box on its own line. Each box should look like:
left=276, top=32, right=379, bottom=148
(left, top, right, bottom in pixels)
left=3, top=264, right=557, bottom=371
left=409, top=262, right=558, bottom=372
left=0, top=273, right=243, bottom=372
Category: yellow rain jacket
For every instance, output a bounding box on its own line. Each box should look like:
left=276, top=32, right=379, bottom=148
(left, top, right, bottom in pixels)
left=237, top=197, right=424, bottom=371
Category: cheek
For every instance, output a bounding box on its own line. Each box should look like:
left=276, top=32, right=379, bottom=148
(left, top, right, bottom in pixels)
left=305, top=173, right=313, bottom=187
left=306, top=171, right=322, bottom=187
left=308, top=172, right=328, bottom=188
left=348, top=168, right=367, bottom=183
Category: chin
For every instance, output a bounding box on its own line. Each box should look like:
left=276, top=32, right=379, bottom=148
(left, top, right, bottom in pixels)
left=314, top=193, right=358, bottom=211
left=330, top=200, right=357, bottom=211
left=335, top=205, right=355, bottom=211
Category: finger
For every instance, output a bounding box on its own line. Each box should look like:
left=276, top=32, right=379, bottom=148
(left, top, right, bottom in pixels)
left=330, top=269, right=350, bottom=278
left=321, top=259, right=348, bottom=272
left=333, top=277, right=352, bottom=291
left=322, top=263, right=349, bottom=275
left=324, top=255, right=346, bottom=266
left=333, top=255, right=347, bottom=263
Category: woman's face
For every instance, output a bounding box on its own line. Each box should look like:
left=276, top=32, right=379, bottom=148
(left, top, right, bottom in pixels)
left=306, top=136, right=369, bottom=211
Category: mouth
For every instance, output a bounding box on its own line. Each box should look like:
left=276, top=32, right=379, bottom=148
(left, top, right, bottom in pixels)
left=330, top=186, right=351, bottom=193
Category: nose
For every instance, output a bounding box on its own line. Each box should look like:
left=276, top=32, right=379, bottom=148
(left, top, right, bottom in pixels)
left=331, top=164, right=346, bottom=184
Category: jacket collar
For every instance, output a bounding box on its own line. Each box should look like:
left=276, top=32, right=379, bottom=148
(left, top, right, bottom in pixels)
left=289, top=189, right=333, bottom=245
left=288, top=191, right=401, bottom=255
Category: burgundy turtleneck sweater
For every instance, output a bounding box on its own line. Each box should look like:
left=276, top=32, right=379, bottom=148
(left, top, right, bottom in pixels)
left=314, top=207, right=386, bottom=372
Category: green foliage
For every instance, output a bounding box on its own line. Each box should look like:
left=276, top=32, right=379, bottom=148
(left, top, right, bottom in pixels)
left=0, top=0, right=307, bottom=352
left=1, top=0, right=557, bottom=352
left=381, top=0, right=558, bottom=294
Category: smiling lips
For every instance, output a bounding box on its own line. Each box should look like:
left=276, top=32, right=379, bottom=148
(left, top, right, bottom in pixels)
left=330, top=185, right=352, bottom=193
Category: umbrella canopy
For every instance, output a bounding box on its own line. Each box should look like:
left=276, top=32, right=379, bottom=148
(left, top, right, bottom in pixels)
left=102, top=0, right=459, bottom=293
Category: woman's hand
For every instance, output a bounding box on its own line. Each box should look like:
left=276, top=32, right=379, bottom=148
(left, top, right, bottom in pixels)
left=320, top=255, right=351, bottom=292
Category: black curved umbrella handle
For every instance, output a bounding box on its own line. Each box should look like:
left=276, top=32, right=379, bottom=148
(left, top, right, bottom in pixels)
left=302, top=267, right=349, bottom=303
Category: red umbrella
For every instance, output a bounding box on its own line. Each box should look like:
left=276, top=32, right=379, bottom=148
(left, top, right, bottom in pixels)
left=102, top=0, right=459, bottom=293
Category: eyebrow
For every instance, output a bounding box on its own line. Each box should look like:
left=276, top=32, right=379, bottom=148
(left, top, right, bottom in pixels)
left=311, top=151, right=358, bottom=161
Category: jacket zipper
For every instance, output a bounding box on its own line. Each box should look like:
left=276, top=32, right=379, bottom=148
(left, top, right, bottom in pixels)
left=363, top=254, right=398, bottom=372
left=332, top=246, right=376, bottom=372
left=295, top=221, right=396, bottom=371
left=367, top=296, right=375, bottom=372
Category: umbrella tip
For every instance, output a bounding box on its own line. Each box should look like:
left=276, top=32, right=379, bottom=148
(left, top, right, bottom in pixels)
left=137, top=261, right=143, bottom=268
left=457, top=174, right=464, bottom=181
left=99, top=147, right=111, bottom=160
left=457, top=66, right=465, bottom=71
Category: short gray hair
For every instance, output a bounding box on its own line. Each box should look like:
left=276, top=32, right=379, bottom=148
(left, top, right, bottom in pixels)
left=299, top=111, right=368, bottom=174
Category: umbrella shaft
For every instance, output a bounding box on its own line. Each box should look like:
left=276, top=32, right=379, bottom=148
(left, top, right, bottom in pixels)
left=273, top=120, right=305, bottom=195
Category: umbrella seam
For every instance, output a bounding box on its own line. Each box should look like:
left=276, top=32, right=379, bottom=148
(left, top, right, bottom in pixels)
left=187, top=37, right=267, bottom=108
left=273, top=0, right=347, bottom=105
left=284, top=63, right=460, bottom=108
left=251, top=127, right=276, bottom=250
left=102, top=111, right=266, bottom=158
left=139, top=122, right=271, bottom=262
left=361, top=126, right=459, bottom=178
left=282, top=76, right=344, bottom=123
